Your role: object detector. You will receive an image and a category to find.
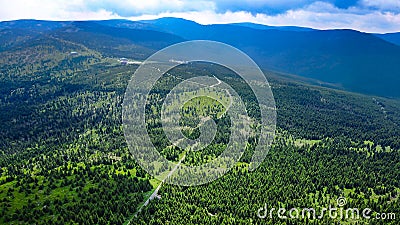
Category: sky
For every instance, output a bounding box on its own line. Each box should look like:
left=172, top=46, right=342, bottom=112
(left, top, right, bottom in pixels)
left=1, top=0, right=400, bottom=33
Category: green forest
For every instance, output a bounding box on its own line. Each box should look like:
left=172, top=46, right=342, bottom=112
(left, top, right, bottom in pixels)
left=0, top=24, right=399, bottom=225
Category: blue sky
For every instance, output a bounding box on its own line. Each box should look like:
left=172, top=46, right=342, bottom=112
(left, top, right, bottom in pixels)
left=1, top=0, right=400, bottom=33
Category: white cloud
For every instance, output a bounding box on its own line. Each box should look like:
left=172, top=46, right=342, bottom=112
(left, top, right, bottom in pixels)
left=80, top=0, right=216, bottom=16
left=361, top=0, right=400, bottom=11
left=128, top=4, right=400, bottom=33
left=0, top=0, right=121, bottom=21
left=0, top=0, right=400, bottom=33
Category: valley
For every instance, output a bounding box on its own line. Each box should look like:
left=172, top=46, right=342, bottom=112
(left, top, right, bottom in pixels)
left=0, top=19, right=399, bottom=224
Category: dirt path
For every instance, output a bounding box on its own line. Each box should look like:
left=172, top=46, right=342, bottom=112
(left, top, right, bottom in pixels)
left=126, top=68, right=232, bottom=224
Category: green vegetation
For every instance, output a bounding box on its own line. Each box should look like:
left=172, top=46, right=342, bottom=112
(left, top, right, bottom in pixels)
left=0, top=23, right=399, bottom=224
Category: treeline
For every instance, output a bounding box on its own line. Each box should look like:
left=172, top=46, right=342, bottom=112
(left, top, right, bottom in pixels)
left=133, top=134, right=400, bottom=224
left=0, top=36, right=399, bottom=224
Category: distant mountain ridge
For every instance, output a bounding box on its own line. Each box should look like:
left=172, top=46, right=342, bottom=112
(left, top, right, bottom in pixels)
left=1, top=17, right=400, bottom=98
left=231, top=22, right=316, bottom=32
left=119, top=18, right=400, bottom=98
left=375, top=32, right=400, bottom=46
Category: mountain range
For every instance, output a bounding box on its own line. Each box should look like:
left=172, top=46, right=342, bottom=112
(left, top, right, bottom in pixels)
left=1, top=17, right=399, bottom=98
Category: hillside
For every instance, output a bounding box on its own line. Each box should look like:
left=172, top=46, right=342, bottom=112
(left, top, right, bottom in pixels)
left=375, top=32, right=400, bottom=46
left=136, top=18, right=400, bottom=97
left=0, top=19, right=399, bottom=224
left=3, top=18, right=400, bottom=97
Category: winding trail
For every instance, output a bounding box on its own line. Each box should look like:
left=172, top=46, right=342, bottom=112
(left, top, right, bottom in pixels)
left=129, top=153, right=186, bottom=222
left=125, top=68, right=232, bottom=224
left=210, top=75, right=222, bottom=88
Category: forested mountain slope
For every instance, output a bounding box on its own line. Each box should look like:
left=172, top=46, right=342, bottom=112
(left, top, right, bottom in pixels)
left=0, top=20, right=399, bottom=224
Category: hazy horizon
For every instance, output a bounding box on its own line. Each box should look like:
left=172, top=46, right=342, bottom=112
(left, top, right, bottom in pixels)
left=1, top=0, right=400, bottom=33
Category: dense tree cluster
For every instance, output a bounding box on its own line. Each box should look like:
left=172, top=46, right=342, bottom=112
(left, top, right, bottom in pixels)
left=133, top=135, right=400, bottom=224
left=0, top=33, right=399, bottom=225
